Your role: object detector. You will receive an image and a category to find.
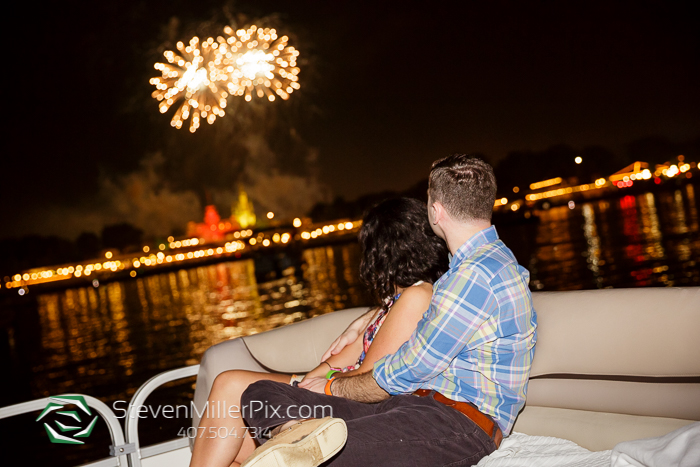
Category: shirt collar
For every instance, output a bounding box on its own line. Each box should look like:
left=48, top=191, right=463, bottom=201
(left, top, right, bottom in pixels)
left=449, top=225, right=499, bottom=269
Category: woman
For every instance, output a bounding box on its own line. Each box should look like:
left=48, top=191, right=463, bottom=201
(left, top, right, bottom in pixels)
left=189, top=197, right=448, bottom=467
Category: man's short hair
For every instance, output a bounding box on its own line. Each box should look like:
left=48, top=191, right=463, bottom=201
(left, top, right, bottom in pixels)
left=429, top=154, right=497, bottom=222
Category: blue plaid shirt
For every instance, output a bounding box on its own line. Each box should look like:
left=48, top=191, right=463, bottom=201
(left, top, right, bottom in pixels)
left=373, top=226, right=537, bottom=434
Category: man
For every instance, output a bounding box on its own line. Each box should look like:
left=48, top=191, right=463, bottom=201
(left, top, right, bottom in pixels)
left=240, top=154, right=537, bottom=466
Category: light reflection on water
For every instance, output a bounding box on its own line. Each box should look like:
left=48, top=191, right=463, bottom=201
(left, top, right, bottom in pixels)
left=22, top=243, right=366, bottom=405
left=526, top=185, right=699, bottom=290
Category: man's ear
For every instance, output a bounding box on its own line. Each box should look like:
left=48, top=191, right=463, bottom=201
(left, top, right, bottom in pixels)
left=431, top=200, right=445, bottom=225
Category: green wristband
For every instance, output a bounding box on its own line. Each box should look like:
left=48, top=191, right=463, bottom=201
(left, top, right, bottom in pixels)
left=325, top=370, right=339, bottom=379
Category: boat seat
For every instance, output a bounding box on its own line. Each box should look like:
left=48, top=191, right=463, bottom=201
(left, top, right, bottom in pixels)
left=514, top=287, right=700, bottom=450
left=192, top=287, right=700, bottom=451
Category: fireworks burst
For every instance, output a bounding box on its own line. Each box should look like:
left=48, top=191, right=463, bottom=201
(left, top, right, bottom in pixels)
left=150, top=24, right=301, bottom=133
left=221, top=25, right=300, bottom=102
left=150, top=36, right=230, bottom=132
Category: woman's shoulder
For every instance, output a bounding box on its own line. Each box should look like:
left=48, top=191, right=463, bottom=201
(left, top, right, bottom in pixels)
left=397, top=282, right=433, bottom=303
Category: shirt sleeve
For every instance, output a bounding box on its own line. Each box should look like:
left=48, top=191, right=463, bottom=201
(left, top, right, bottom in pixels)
left=373, top=267, right=498, bottom=394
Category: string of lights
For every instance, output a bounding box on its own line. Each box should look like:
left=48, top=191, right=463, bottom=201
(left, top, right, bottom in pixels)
left=2, top=220, right=361, bottom=293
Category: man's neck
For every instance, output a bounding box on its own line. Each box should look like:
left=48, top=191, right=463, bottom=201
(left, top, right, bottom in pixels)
left=443, top=221, right=492, bottom=256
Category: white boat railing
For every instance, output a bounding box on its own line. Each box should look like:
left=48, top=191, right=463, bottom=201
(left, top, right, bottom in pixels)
left=0, top=365, right=200, bottom=467
left=0, top=393, right=129, bottom=467
left=124, top=364, right=200, bottom=467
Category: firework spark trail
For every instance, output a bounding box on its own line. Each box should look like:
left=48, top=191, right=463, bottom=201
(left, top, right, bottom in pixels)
left=150, top=25, right=300, bottom=132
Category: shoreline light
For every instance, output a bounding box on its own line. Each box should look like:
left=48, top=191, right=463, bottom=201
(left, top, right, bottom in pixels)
left=530, top=177, right=563, bottom=190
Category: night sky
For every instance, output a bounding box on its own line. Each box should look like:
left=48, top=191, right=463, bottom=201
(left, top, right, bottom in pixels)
left=4, top=0, right=698, bottom=240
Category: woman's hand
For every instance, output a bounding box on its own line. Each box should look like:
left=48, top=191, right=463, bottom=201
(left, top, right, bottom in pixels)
left=300, top=363, right=329, bottom=382
left=321, top=308, right=377, bottom=362
left=298, top=376, right=328, bottom=394
left=322, top=333, right=360, bottom=363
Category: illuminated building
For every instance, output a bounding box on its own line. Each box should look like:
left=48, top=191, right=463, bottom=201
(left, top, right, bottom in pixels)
left=233, top=190, right=256, bottom=229
left=187, top=205, right=238, bottom=241
left=609, top=162, right=651, bottom=182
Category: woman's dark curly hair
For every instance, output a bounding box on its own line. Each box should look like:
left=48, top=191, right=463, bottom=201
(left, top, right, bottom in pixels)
left=359, top=197, right=449, bottom=310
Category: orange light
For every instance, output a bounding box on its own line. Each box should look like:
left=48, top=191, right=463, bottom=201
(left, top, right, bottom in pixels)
left=530, top=177, right=563, bottom=190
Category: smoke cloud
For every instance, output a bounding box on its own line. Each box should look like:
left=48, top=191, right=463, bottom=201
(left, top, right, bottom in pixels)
left=14, top=154, right=201, bottom=240
left=11, top=140, right=329, bottom=241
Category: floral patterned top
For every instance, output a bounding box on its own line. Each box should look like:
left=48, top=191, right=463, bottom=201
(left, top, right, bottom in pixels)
left=342, top=281, right=424, bottom=372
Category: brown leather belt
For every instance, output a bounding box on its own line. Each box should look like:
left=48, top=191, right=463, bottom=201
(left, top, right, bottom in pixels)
left=414, top=389, right=503, bottom=448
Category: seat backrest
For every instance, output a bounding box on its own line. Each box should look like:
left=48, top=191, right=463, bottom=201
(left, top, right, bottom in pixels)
left=191, top=307, right=368, bottom=432
left=241, top=307, right=370, bottom=373
left=513, top=287, right=700, bottom=450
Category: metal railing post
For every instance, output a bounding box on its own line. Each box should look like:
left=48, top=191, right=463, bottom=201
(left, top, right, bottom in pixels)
left=124, top=365, right=200, bottom=467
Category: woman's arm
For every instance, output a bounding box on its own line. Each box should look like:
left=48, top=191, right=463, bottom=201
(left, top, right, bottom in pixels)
left=342, top=283, right=432, bottom=377
left=320, top=308, right=377, bottom=362
left=301, top=309, right=379, bottom=380
left=302, top=337, right=364, bottom=380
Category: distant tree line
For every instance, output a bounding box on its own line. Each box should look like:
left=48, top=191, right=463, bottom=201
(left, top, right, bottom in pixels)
left=309, top=136, right=699, bottom=222
left=0, top=223, right=144, bottom=279
left=494, top=137, right=698, bottom=195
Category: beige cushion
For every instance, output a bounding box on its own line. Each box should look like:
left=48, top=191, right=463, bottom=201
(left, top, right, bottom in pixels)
left=530, top=287, right=700, bottom=377
left=192, top=307, right=368, bottom=431
left=515, top=287, right=700, bottom=447
left=525, top=379, right=700, bottom=420
left=512, top=406, right=697, bottom=451
left=242, top=307, right=370, bottom=373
